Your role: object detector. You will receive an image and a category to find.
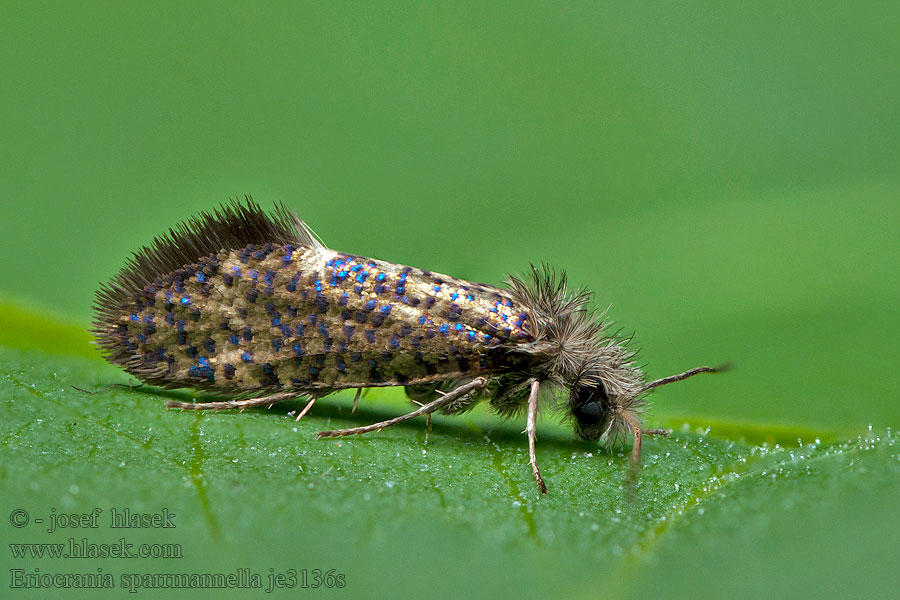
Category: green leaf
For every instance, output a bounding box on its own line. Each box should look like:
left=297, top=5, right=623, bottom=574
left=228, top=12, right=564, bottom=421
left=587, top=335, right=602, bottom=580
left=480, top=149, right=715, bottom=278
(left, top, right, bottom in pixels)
left=2, top=305, right=897, bottom=599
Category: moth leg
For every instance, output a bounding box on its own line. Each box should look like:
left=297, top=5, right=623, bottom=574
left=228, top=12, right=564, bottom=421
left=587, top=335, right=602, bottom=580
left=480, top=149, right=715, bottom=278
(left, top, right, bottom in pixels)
left=315, top=377, right=487, bottom=439
left=72, top=381, right=142, bottom=395
left=166, top=391, right=303, bottom=412
left=525, top=379, right=548, bottom=495
left=642, top=428, right=669, bottom=437
left=351, top=388, right=362, bottom=413
left=294, top=397, right=316, bottom=422
left=410, top=399, right=432, bottom=432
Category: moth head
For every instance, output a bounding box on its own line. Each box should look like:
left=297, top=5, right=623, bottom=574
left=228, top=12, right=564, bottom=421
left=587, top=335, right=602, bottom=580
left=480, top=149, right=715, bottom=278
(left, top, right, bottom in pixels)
left=570, top=364, right=728, bottom=465
left=568, top=375, right=635, bottom=443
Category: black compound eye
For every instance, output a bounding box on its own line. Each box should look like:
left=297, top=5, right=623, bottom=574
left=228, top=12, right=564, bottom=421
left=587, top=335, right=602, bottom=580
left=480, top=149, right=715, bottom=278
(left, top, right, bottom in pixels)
left=570, top=379, right=611, bottom=439
left=573, top=399, right=604, bottom=425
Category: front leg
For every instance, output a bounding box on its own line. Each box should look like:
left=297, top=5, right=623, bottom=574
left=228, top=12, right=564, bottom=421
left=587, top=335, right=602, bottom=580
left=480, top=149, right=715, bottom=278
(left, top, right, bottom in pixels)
left=525, top=379, right=548, bottom=494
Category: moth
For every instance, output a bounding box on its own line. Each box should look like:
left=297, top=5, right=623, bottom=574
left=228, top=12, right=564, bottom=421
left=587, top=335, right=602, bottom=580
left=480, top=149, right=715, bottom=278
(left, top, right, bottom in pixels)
left=92, top=198, right=722, bottom=493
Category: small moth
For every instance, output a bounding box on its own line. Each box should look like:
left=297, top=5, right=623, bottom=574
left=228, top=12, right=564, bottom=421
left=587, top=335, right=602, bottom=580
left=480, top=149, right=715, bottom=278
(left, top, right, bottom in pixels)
left=92, top=198, right=722, bottom=493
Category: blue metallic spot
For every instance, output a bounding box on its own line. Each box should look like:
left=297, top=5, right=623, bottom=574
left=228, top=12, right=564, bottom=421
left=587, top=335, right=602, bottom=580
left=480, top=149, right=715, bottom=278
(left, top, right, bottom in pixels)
left=264, top=270, right=275, bottom=286
left=272, top=317, right=281, bottom=326
left=380, top=305, right=392, bottom=316
left=180, top=297, right=191, bottom=305
left=467, top=331, right=476, bottom=340
left=501, top=314, right=508, bottom=322
left=280, top=325, right=291, bottom=338
left=450, top=292, right=458, bottom=301
left=364, top=299, right=376, bottom=311
left=419, top=316, right=426, bottom=324
left=455, top=324, right=464, bottom=331
left=232, top=266, right=241, bottom=275
left=314, top=280, right=323, bottom=292
left=241, top=351, right=253, bottom=363
left=433, top=285, right=441, bottom=292
left=355, top=272, right=368, bottom=283
left=129, top=314, right=139, bottom=322
left=466, top=294, right=474, bottom=301
left=229, top=335, right=239, bottom=345
left=484, top=334, right=491, bottom=341
left=196, top=272, right=207, bottom=283
left=439, top=324, right=449, bottom=334
left=337, top=270, right=349, bottom=279
left=354, top=285, right=363, bottom=295
left=248, top=269, right=258, bottom=280
left=293, top=342, right=304, bottom=356
left=376, top=273, right=386, bottom=282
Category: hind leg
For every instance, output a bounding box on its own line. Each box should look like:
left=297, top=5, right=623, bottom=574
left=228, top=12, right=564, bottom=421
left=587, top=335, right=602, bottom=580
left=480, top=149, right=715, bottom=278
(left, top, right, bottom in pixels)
left=166, top=391, right=304, bottom=412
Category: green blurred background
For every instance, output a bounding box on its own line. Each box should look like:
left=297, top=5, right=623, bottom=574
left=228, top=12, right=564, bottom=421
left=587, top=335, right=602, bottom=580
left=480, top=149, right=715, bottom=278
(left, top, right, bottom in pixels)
left=2, top=3, right=898, bottom=599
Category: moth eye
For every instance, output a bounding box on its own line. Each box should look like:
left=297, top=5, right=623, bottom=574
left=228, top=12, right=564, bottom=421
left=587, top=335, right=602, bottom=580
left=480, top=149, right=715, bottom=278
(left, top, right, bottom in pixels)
left=573, top=399, right=605, bottom=426
left=570, top=378, right=612, bottom=440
